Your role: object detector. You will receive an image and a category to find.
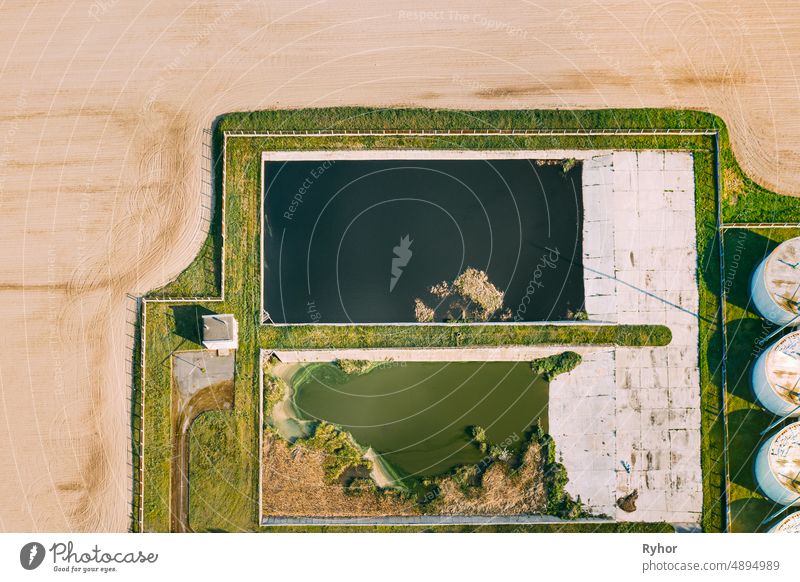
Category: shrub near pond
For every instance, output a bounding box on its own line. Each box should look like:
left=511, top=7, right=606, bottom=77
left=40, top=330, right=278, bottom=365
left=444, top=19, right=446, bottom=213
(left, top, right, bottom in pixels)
left=299, top=422, right=371, bottom=483
left=413, top=423, right=585, bottom=518
left=539, top=433, right=586, bottom=519
left=334, top=359, right=375, bottom=375
left=530, top=351, right=582, bottom=381
left=467, top=425, right=489, bottom=454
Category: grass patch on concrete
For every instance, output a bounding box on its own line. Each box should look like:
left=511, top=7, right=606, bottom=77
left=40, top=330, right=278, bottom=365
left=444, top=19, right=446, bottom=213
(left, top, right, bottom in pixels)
left=259, top=324, right=671, bottom=349
left=139, top=108, right=800, bottom=533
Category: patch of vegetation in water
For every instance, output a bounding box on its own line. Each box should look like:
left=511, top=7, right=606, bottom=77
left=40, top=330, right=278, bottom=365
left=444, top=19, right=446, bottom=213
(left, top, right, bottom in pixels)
left=414, top=268, right=511, bottom=323
left=299, top=422, right=372, bottom=483
left=467, top=425, right=489, bottom=454
left=334, top=359, right=385, bottom=375
left=562, top=158, right=578, bottom=173
left=536, top=158, right=579, bottom=174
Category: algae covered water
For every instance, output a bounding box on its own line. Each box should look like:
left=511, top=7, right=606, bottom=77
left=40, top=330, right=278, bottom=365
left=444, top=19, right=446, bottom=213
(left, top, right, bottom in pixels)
left=283, top=361, right=549, bottom=481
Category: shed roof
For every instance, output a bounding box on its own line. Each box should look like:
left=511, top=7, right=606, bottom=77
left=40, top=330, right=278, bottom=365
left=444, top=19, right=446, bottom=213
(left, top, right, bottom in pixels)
left=202, top=314, right=237, bottom=342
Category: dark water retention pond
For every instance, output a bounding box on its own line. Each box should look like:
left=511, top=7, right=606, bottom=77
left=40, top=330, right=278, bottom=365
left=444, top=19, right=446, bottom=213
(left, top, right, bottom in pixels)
left=263, top=158, right=584, bottom=323
left=272, top=361, right=548, bottom=483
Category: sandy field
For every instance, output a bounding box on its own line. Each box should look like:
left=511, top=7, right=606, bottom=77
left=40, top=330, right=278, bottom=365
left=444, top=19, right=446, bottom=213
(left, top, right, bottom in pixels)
left=2, top=0, right=800, bottom=532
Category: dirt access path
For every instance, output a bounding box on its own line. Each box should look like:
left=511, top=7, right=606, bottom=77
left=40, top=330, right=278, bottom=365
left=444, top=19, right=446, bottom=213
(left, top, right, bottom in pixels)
left=2, top=0, right=800, bottom=531
left=171, top=379, right=234, bottom=533
left=170, top=351, right=234, bottom=532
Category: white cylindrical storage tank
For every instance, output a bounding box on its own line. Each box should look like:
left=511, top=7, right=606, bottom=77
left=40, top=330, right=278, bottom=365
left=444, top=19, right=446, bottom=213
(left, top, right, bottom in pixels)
left=769, top=511, right=800, bottom=532
left=750, top=237, right=800, bottom=326
left=751, top=331, right=800, bottom=417
left=755, top=422, right=800, bottom=506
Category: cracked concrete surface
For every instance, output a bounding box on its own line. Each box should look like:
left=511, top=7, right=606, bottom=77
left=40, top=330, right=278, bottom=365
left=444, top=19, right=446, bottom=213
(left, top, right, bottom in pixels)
left=550, top=151, right=701, bottom=525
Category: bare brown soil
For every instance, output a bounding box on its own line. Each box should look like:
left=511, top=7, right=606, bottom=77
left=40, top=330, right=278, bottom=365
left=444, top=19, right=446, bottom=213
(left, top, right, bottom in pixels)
left=4, top=0, right=800, bottom=531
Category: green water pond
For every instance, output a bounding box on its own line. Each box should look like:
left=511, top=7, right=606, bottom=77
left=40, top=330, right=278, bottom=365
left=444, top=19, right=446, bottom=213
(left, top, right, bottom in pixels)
left=272, top=361, right=549, bottom=482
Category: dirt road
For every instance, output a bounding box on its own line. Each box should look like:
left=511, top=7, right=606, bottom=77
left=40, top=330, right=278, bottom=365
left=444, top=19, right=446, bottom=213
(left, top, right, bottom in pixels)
left=2, top=0, right=800, bottom=531
left=171, top=378, right=234, bottom=533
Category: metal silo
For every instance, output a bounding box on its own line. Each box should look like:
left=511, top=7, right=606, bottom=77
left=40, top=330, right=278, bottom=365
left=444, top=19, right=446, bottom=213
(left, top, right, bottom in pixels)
left=769, top=511, right=800, bottom=533
left=750, top=237, right=800, bottom=326
left=751, top=331, right=800, bottom=417
left=755, top=422, right=800, bottom=506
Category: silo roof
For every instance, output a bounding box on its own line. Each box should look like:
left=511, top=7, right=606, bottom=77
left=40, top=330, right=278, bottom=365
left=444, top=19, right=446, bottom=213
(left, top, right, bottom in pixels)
left=764, top=237, right=800, bottom=318
left=765, top=331, right=800, bottom=407
left=773, top=511, right=800, bottom=532
left=768, top=422, right=800, bottom=496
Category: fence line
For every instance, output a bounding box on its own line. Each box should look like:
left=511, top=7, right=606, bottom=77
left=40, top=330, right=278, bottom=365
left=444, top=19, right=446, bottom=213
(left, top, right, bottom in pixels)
left=263, top=319, right=620, bottom=327
left=721, top=222, right=800, bottom=230
left=139, top=126, right=733, bottom=532
left=713, top=134, right=733, bottom=533
left=145, top=296, right=222, bottom=304
left=137, top=296, right=146, bottom=533
left=261, top=515, right=615, bottom=527
left=122, top=295, right=142, bottom=533
left=225, top=128, right=718, bottom=137
left=257, top=351, right=264, bottom=526
left=221, top=131, right=228, bottom=301
left=146, top=128, right=224, bottom=303
left=135, top=127, right=225, bottom=533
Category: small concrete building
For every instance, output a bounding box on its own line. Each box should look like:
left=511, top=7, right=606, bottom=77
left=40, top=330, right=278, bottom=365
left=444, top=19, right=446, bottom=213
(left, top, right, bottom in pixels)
left=755, top=422, right=800, bottom=506
left=201, top=314, right=238, bottom=352
left=751, top=237, right=800, bottom=326
left=769, top=510, right=800, bottom=532
left=751, top=331, right=800, bottom=417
